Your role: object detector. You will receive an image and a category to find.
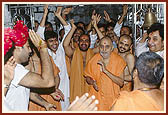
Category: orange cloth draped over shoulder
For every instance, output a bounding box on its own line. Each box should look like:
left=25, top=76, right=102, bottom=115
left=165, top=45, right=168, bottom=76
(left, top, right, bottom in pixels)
left=84, top=52, right=126, bottom=111
left=65, top=55, right=71, bottom=77
left=112, top=90, right=161, bottom=111
left=29, top=56, right=62, bottom=111
left=70, top=47, right=94, bottom=102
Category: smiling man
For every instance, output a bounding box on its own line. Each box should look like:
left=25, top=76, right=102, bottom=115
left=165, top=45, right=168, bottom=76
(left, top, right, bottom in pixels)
left=84, top=36, right=126, bottom=111
left=117, top=34, right=135, bottom=91
left=136, top=23, right=164, bottom=59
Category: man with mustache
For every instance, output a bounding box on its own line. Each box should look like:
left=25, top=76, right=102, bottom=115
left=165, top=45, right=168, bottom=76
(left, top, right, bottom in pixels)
left=63, top=20, right=96, bottom=103
left=136, top=23, right=164, bottom=58
left=84, top=36, right=126, bottom=110
left=117, top=34, right=135, bottom=91
left=135, top=23, right=164, bottom=90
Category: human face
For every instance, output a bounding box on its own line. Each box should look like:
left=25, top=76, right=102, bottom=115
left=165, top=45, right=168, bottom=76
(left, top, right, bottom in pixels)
left=120, top=27, right=130, bottom=36
left=47, top=37, right=59, bottom=53
left=73, top=29, right=83, bottom=40
left=45, top=24, right=53, bottom=32
left=78, top=35, right=90, bottom=52
left=99, top=27, right=106, bottom=36
left=13, top=42, right=31, bottom=64
left=106, top=28, right=115, bottom=40
left=99, top=38, right=113, bottom=59
left=148, top=30, right=164, bottom=52
left=118, top=36, right=132, bottom=53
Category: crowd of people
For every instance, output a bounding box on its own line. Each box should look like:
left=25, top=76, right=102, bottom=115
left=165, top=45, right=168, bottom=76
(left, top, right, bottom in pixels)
left=3, top=4, right=164, bottom=112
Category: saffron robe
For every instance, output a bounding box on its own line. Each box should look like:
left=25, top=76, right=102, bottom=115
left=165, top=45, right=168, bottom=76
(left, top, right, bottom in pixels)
left=28, top=56, right=61, bottom=111
left=112, top=90, right=162, bottom=111
left=84, top=52, right=126, bottom=111
left=70, top=47, right=94, bottom=102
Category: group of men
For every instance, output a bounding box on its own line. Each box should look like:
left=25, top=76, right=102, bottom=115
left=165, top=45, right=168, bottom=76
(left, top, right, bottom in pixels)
left=4, top=4, right=164, bottom=111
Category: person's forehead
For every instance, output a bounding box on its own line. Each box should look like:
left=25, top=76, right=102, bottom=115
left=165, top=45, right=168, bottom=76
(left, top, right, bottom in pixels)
left=149, top=30, right=160, bottom=37
left=48, top=37, right=58, bottom=41
left=100, top=39, right=111, bottom=45
left=121, top=27, right=129, bottom=31
left=46, top=24, right=52, bottom=27
left=120, top=36, right=130, bottom=42
left=80, top=35, right=89, bottom=39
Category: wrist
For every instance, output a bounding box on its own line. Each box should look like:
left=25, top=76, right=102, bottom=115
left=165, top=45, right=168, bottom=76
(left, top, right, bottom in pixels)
left=38, top=41, right=48, bottom=50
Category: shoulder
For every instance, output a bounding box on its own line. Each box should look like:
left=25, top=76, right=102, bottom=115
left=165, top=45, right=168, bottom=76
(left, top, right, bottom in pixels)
left=125, top=53, right=135, bottom=62
left=111, top=52, right=126, bottom=63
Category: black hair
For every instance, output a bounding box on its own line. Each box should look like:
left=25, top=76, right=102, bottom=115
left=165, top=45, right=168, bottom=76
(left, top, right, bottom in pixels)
left=135, top=52, right=164, bottom=86
left=106, top=22, right=115, bottom=30
left=74, top=27, right=85, bottom=35
left=44, top=31, right=58, bottom=41
left=147, top=23, right=164, bottom=41
left=97, top=23, right=106, bottom=29
left=34, top=20, right=39, bottom=24
left=45, top=21, right=53, bottom=27
left=121, top=25, right=132, bottom=34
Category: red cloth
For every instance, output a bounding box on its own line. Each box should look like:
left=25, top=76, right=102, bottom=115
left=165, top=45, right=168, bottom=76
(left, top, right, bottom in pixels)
left=4, top=20, right=29, bottom=55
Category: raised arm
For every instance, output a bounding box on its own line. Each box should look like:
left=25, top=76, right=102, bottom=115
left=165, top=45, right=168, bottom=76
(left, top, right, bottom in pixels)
left=54, top=6, right=68, bottom=26
left=4, top=56, right=16, bottom=95
left=62, top=6, right=72, bottom=21
left=63, top=20, right=76, bottom=58
left=19, top=30, right=55, bottom=88
left=86, top=10, right=96, bottom=32
left=103, top=10, right=115, bottom=24
left=92, top=13, right=104, bottom=39
left=118, top=5, right=128, bottom=25
left=40, top=4, right=48, bottom=27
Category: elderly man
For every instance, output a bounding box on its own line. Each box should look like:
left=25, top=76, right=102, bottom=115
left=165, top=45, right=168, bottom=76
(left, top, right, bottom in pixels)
left=84, top=36, right=126, bottom=111
left=112, top=52, right=164, bottom=111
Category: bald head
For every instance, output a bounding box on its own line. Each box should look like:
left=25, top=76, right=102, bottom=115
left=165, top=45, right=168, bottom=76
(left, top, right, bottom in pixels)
left=100, top=36, right=113, bottom=46
left=119, top=34, right=132, bottom=44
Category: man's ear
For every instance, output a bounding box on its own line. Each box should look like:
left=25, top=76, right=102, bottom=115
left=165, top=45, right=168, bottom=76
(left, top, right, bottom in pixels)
left=133, top=69, right=138, bottom=80
left=161, top=40, right=164, bottom=49
left=130, top=44, right=133, bottom=50
left=111, top=45, right=114, bottom=51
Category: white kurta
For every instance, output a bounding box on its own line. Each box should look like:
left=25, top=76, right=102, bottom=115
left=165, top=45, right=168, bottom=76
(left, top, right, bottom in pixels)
left=37, top=24, right=71, bottom=111
left=136, top=41, right=164, bottom=58
left=5, top=64, right=30, bottom=111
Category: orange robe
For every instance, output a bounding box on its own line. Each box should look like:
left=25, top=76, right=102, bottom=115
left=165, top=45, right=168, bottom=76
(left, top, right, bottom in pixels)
left=28, top=56, right=62, bottom=111
left=65, top=55, right=71, bottom=77
left=84, top=52, right=126, bottom=111
left=70, top=47, right=94, bottom=102
left=112, top=90, right=162, bottom=111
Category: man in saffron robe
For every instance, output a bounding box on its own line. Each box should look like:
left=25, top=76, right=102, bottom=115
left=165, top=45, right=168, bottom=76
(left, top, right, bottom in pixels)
left=63, top=20, right=95, bottom=102
left=111, top=52, right=164, bottom=111
left=84, top=36, right=126, bottom=111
